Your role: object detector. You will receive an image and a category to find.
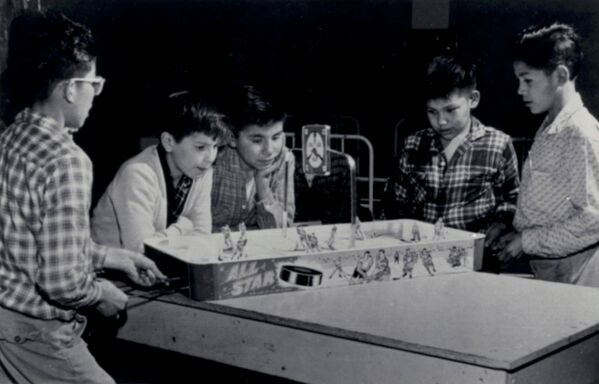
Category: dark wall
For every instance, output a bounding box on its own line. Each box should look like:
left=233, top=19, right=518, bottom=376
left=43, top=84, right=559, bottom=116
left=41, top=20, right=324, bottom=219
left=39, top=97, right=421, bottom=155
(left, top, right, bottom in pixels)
left=452, top=0, right=599, bottom=138
left=35, top=0, right=599, bottom=205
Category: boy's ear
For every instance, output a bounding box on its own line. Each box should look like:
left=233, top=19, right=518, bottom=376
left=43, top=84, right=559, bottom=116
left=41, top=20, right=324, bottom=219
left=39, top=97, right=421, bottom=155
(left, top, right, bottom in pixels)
left=63, top=81, right=76, bottom=104
left=469, top=90, right=480, bottom=109
left=160, top=132, right=176, bottom=152
left=555, top=65, right=570, bottom=84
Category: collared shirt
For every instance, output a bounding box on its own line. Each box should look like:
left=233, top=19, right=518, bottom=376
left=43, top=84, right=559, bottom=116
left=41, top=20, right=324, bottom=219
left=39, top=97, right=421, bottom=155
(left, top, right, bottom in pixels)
left=382, top=118, right=519, bottom=232
left=211, top=145, right=295, bottom=232
left=156, top=144, right=192, bottom=226
left=0, top=109, right=106, bottom=321
left=514, top=93, right=599, bottom=271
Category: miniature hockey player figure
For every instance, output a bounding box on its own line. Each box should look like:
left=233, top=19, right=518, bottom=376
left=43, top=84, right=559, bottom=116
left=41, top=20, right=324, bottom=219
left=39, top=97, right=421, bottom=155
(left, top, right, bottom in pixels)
left=232, top=223, right=248, bottom=259
left=397, top=222, right=406, bottom=242
left=432, top=218, right=445, bottom=241
left=411, top=222, right=421, bottom=242
left=368, top=250, right=391, bottom=282
left=238, top=222, right=247, bottom=241
left=352, top=251, right=374, bottom=280
left=307, top=232, right=321, bottom=252
left=355, top=217, right=366, bottom=240
left=294, top=226, right=310, bottom=251
left=420, top=248, right=436, bottom=276
left=221, top=225, right=234, bottom=252
left=326, top=225, right=337, bottom=250
left=402, top=247, right=419, bottom=278
left=232, top=235, right=248, bottom=259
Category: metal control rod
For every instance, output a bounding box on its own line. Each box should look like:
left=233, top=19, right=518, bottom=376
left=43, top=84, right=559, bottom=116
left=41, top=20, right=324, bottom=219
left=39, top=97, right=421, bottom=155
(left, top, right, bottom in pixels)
left=329, top=149, right=357, bottom=248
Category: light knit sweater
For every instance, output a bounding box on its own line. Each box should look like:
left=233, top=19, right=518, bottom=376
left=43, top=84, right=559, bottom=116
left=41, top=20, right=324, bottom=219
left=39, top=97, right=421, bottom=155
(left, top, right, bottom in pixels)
left=91, top=145, right=212, bottom=252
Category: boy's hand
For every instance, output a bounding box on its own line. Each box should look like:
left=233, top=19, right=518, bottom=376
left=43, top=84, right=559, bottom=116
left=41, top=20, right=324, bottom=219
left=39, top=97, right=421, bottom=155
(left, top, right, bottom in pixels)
left=254, top=148, right=290, bottom=201
left=496, top=231, right=524, bottom=264
left=95, top=279, right=128, bottom=317
left=255, top=147, right=288, bottom=180
left=105, top=248, right=167, bottom=286
left=485, top=222, right=508, bottom=248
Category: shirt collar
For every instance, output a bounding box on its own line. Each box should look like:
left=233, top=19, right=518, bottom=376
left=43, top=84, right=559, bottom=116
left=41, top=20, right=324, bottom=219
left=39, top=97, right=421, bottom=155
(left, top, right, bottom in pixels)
left=426, top=116, right=486, bottom=152
left=15, top=108, right=71, bottom=138
left=468, top=117, right=486, bottom=141
left=541, top=92, right=584, bottom=135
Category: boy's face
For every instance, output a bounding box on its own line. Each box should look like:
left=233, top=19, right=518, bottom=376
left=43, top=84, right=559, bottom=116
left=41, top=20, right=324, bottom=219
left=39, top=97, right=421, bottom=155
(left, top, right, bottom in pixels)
left=66, top=62, right=100, bottom=129
left=513, top=61, right=559, bottom=115
left=234, top=121, right=284, bottom=170
left=426, top=90, right=479, bottom=144
left=163, top=132, right=219, bottom=179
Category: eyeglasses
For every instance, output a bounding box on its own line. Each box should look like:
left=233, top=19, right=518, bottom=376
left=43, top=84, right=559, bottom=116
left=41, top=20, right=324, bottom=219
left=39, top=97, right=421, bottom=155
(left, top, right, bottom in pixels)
left=69, top=76, right=106, bottom=96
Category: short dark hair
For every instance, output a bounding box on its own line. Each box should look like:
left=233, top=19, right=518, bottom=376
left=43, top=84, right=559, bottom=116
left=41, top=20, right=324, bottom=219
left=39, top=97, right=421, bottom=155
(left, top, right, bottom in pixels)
left=423, top=54, right=477, bottom=101
left=162, top=91, right=230, bottom=144
left=513, top=23, right=582, bottom=79
left=1, top=10, right=96, bottom=118
left=225, top=85, right=286, bottom=137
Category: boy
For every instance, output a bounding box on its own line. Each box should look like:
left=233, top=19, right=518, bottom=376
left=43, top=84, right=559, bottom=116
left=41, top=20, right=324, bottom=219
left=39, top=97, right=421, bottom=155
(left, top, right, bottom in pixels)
left=382, top=54, right=520, bottom=243
left=211, top=85, right=295, bottom=231
left=496, top=23, right=599, bottom=286
left=92, top=91, right=229, bottom=251
left=0, top=11, right=165, bottom=383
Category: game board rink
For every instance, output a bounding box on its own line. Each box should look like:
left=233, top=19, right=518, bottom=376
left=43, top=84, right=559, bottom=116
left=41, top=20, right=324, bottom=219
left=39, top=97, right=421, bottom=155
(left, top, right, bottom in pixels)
left=144, top=220, right=485, bottom=300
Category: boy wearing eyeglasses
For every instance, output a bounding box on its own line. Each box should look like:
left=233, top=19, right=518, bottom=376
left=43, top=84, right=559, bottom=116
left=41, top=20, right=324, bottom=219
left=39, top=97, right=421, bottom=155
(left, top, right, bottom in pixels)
left=211, top=85, right=295, bottom=231
left=0, top=11, right=165, bottom=384
left=91, top=92, right=230, bottom=251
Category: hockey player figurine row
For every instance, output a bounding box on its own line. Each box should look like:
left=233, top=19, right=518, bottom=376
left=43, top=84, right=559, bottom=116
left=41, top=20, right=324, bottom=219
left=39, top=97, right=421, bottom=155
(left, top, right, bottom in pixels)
left=395, top=222, right=422, bottom=242
left=294, top=226, right=322, bottom=253
left=219, top=223, right=249, bottom=261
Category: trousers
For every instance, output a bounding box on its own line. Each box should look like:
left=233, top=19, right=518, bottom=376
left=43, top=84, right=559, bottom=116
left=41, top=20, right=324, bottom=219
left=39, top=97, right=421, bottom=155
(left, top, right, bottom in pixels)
left=0, top=305, right=115, bottom=384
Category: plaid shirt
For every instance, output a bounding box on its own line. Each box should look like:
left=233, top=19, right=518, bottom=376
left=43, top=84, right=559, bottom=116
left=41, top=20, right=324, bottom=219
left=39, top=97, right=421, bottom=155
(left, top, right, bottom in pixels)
left=0, top=110, right=106, bottom=321
left=211, top=145, right=295, bottom=232
left=383, top=118, right=519, bottom=232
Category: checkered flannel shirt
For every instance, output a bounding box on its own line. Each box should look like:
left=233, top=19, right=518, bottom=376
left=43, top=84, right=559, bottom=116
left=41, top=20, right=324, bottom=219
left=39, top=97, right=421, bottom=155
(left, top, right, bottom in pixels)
left=383, top=118, right=519, bottom=232
left=0, top=110, right=107, bottom=321
left=211, top=145, right=295, bottom=232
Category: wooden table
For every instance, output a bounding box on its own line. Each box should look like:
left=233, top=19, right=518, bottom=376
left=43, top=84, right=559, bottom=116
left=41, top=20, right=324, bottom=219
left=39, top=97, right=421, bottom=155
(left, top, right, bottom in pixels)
left=118, top=272, right=599, bottom=384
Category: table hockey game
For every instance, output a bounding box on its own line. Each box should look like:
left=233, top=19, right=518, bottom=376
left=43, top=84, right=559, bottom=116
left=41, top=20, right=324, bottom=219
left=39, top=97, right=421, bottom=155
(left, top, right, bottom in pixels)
left=118, top=220, right=599, bottom=384
left=143, top=219, right=484, bottom=301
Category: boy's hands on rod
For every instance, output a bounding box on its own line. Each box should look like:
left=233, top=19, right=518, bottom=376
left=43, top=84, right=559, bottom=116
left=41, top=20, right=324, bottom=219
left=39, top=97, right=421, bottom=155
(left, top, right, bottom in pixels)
left=105, top=248, right=167, bottom=286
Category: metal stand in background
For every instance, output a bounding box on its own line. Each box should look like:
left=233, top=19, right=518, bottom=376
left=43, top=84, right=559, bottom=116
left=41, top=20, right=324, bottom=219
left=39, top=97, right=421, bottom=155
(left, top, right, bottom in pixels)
left=301, top=124, right=357, bottom=249
left=329, top=148, right=357, bottom=248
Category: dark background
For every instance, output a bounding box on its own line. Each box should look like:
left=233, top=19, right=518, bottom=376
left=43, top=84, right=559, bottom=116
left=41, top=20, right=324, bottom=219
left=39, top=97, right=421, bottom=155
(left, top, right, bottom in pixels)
left=34, top=0, right=599, bottom=214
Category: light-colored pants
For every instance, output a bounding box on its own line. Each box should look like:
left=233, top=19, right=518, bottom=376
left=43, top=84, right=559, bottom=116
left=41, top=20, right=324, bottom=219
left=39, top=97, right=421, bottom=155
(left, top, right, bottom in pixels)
left=0, top=306, right=115, bottom=384
left=530, top=246, right=599, bottom=287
